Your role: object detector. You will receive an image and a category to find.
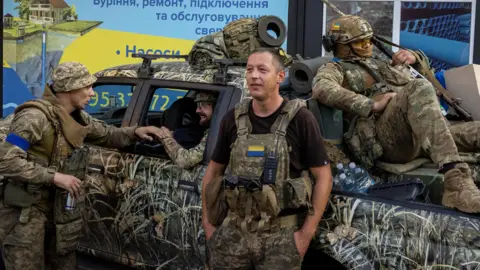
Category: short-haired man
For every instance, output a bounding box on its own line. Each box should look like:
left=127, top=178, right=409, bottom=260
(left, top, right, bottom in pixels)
left=0, top=61, right=162, bottom=269
left=201, top=48, right=333, bottom=269
left=156, top=91, right=217, bottom=169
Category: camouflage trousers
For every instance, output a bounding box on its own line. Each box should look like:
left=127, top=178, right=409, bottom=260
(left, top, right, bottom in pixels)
left=207, top=224, right=302, bottom=270
left=0, top=202, right=76, bottom=270
left=375, top=78, right=480, bottom=167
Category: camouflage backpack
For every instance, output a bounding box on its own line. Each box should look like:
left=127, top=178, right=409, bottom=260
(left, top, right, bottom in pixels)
left=188, top=16, right=292, bottom=69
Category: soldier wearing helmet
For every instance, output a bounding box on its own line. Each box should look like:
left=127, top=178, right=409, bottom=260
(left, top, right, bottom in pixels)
left=313, top=15, right=480, bottom=214
left=0, top=61, right=163, bottom=269
left=155, top=91, right=217, bottom=169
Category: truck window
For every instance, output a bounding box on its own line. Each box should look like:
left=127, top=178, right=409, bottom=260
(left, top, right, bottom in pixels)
left=86, top=83, right=136, bottom=117
left=130, top=86, right=222, bottom=160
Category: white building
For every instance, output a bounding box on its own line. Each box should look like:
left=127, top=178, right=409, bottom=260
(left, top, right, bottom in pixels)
left=29, top=0, right=70, bottom=25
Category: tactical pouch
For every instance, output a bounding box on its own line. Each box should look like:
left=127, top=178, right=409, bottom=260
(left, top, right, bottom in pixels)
left=55, top=218, right=83, bottom=255
left=284, top=173, right=313, bottom=212
left=344, top=115, right=384, bottom=169
left=3, top=182, right=35, bottom=208
left=53, top=189, right=85, bottom=224
left=205, top=175, right=228, bottom=227
left=251, top=184, right=281, bottom=220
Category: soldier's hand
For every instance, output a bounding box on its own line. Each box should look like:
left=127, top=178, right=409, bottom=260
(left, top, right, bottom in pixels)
left=158, top=127, right=173, bottom=140
left=135, top=126, right=162, bottom=141
left=392, top=50, right=416, bottom=66
left=372, top=92, right=397, bottom=113
left=204, top=222, right=217, bottom=241
left=53, top=172, right=82, bottom=199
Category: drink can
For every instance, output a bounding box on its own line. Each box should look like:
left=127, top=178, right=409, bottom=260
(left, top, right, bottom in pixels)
left=65, top=193, right=75, bottom=210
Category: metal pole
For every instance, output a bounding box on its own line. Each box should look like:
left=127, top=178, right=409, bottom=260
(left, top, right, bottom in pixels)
left=41, top=24, right=46, bottom=92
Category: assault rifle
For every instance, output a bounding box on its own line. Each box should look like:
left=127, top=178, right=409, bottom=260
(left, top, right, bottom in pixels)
left=321, top=0, right=473, bottom=122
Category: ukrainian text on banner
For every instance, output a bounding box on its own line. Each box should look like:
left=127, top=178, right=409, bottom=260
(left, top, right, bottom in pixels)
left=3, top=0, right=288, bottom=116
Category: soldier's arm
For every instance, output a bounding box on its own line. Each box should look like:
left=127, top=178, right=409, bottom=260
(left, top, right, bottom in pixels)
left=312, top=62, right=374, bottom=118
left=83, top=113, right=138, bottom=149
left=162, top=132, right=207, bottom=169
left=409, top=49, right=435, bottom=76
left=0, top=108, right=56, bottom=184
left=294, top=109, right=333, bottom=240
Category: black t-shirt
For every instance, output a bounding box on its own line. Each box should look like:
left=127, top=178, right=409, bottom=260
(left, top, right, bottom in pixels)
left=211, top=99, right=330, bottom=178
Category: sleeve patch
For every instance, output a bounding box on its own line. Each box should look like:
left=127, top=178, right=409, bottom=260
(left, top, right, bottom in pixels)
left=5, top=133, right=31, bottom=151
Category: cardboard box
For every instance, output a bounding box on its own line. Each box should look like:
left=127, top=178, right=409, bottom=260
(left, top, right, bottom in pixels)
left=444, top=64, right=480, bottom=121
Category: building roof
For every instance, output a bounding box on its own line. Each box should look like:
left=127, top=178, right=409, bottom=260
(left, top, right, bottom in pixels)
left=4, top=13, right=13, bottom=17
left=34, top=0, right=69, bottom=8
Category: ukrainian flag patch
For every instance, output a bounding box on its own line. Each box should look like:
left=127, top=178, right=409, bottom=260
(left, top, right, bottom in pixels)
left=247, top=145, right=265, bottom=157
left=332, top=22, right=340, bottom=30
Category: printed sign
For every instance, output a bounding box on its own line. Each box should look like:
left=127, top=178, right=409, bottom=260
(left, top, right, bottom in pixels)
left=3, top=0, right=288, bottom=116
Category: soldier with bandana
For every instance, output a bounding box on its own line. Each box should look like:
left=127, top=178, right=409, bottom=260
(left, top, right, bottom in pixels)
left=0, top=61, right=163, bottom=270
left=155, top=92, right=217, bottom=169
left=312, top=15, right=480, bottom=213
left=202, top=47, right=332, bottom=269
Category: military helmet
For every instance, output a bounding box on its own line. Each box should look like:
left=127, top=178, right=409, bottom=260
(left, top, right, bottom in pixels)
left=194, top=92, right=217, bottom=103
left=51, top=61, right=97, bottom=92
left=327, top=15, right=373, bottom=44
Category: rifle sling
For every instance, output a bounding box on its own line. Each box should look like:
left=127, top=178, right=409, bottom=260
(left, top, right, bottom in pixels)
left=373, top=35, right=472, bottom=121
left=373, top=35, right=450, bottom=99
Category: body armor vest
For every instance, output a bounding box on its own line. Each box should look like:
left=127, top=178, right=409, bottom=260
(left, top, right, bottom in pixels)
left=222, top=98, right=313, bottom=232
left=334, top=58, right=395, bottom=169
left=3, top=98, right=90, bottom=255
left=335, top=58, right=392, bottom=98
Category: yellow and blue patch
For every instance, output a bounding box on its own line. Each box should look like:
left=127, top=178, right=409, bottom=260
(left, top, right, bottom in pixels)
left=247, top=145, right=265, bottom=157
left=332, top=22, right=341, bottom=31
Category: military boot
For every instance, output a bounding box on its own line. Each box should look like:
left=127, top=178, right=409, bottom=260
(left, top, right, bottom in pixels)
left=442, top=163, right=480, bottom=213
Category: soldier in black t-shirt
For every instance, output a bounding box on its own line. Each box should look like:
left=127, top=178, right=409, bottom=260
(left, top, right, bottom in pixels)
left=201, top=47, right=333, bottom=270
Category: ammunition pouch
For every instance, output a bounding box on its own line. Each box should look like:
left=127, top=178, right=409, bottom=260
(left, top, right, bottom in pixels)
left=3, top=181, right=35, bottom=209
left=53, top=188, right=85, bottom=255
left=344, top=115, right=383, bottom=169
left=221, top=173, right=313, bottom=233
left=52, top=145, right=90, bottom=255
left=284, top=173, right=313, bottom=214
left=2, top=181, right=46, bottom=224
left=54, top=218, right=84, bottom=255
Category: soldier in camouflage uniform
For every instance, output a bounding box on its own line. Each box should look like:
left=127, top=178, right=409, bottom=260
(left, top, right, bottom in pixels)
left=0, top=61, right=163, bottom=270
left=202, top=47, right=332, bottom=269
left=312, top=15, right=480, bottom=213
left=155, top=92, right=217, bottom=169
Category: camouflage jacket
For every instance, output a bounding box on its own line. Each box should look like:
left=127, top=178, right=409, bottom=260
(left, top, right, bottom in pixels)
left=0, top=106, right=138, bottom=185
left=312, top=57, right=414, bottom=119
left=163, top=129, right=208, bottom=169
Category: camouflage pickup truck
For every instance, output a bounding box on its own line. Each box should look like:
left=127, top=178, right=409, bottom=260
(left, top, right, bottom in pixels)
left=1, top=38, right=479, bottom=269
left=26, top=49, right=473, bottom=270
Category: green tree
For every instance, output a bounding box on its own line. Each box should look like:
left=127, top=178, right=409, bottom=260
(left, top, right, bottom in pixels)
left=14, top=0, right=30, bottom=21
left=64, top=4, right=78, bottom=20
